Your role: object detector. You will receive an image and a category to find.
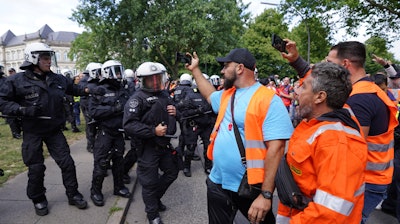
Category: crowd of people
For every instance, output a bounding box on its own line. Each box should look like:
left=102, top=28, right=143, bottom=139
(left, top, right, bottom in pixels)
left=0, top=38, right=399, bottom=224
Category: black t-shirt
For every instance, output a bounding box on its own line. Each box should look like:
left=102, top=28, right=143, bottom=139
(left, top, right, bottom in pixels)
left=346, top=78, right=389, bottom=136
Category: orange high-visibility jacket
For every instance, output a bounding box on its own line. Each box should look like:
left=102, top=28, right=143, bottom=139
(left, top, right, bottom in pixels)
left=277, top=117, right=367, bottom=224
left=207, top=86, right=275, bottom=184
left=350, top=81, right=398, bottom=185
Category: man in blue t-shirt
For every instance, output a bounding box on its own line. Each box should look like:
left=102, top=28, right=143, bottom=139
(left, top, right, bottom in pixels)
left=185, top=48, right=293, bottom=224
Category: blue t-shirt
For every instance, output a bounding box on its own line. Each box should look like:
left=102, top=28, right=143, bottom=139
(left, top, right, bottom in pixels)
left=208, top=82, right=294, bottom=192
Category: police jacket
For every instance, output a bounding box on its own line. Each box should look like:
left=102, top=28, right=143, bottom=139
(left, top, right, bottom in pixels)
left=88, top=79, right=129, bottom=134
left=277, top=109, right=367, bottom=223
left=173, top=84, right=192, bottom=111
left=123, top=89, right=176, bottom=148
left=0, top=70, right=87, bottom=135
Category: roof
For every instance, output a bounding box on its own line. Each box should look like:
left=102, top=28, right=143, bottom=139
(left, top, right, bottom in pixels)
left=0, top=24, right=79, bottom=47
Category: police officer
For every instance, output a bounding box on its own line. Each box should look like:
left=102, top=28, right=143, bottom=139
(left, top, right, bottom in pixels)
left=177, top=74, right=213, bottom=177
left=61, top=69, right=80, bottom=132
left=79, top=62, right=102, bottom=152
left=122, top=68, right=138, bottom=184
left=0, top=43, right=88, bottom=216
left=88, top=60, right=131, bottom=206
left=123, top=62, right=178, bottom=224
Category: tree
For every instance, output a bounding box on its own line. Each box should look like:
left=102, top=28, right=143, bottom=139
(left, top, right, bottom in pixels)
left=364, top=36, right=398, bottom=75
left=69, top=0, right=250, bottom=78
left=283, top=0, right=400, bottom=43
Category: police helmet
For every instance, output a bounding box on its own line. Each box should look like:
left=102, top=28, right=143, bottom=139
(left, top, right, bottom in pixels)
left=179, top=73, right=192, bottom=85
left=61, top=69, right=73, bottom=79
left=86, top=62, right=102, bottom=80
left=210, top=75, right=220, bottom=86
left=101, top=60, right=124, bottom=80
left=136, top=62, right=167, bottom=92
left=192, top=73, right=209, bottom=86
left=124, top=69, right=135, bottom=78
left=20, top=43, right=56, bottom=69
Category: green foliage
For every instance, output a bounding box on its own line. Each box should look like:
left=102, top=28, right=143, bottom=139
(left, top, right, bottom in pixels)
left=70, top=0, right=250, bottom=79
left=283, top=0, right=400, bottom=42
left=364, top=36, right=399, bottom=75
left=241, top=9, right=293, bottom=79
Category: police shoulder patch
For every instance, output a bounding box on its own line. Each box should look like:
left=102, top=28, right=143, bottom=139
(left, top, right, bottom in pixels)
left=129, top=99, right=139, bottom=108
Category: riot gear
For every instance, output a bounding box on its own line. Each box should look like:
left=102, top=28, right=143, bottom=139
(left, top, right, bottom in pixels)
left=86, top=62, right=102, bottom=80
left=20, top=43, right=57, bottom=70
left=136, top=62, right=167, bottom=93
left=101, top=60, right=124, bottom=80
left=179, top=73, right=192, bottom=85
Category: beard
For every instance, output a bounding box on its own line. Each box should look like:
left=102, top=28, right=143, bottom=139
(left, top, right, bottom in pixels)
left=223, top=71, right=237, bottom=90
left=298, top=104, right=312, bottom=120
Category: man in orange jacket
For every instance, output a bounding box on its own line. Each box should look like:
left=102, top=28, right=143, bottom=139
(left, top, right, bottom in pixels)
left=276, top=62, right=368, bottom=223
left=282, top=39, right=398, bottom=224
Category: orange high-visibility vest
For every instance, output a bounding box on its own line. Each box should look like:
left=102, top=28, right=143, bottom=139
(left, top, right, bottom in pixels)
left=277, top=118, right=367, bottom=223
left=207, top=86, right=276, bottom=184
left=350, top=81, right=398, bottom=184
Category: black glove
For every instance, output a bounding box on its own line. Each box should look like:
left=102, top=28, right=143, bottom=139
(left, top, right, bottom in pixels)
left=18, top=106, right=42, bottom=117
left=89, top=86, right=106, bottom=96
left=113, top=102, right=123, bottom=113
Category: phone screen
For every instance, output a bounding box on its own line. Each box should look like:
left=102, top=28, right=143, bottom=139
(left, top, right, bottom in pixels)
left=272, top=34, right=287, bottom=52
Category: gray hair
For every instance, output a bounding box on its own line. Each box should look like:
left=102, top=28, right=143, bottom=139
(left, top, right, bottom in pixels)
left=311, top=62, right=352, bottom=109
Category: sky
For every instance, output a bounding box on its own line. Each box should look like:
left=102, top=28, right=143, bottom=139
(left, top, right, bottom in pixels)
left=1, top=0, right=398, bottom=60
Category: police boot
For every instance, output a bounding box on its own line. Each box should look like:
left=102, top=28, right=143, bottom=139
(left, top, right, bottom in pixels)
left=183, top=145, right=195, bottom=177
left=68, top=192, right=88, bottom=209
left=71, top=122, right=81, bottom=133
left=33, top=196, right=48, bottom=216
left=90, top=175, right=105, bottom=206
left=112, top=159, right=131, bottom=198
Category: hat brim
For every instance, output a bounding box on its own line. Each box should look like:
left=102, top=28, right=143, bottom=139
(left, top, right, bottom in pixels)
left=216, top=56, right=232, bottom=64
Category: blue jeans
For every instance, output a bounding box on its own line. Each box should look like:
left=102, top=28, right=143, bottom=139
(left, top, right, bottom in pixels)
left=361, top=183, right=389, bottom=224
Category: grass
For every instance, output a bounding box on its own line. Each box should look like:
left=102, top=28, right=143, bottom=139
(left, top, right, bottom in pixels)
left=0, top=117, right=86, bottom=186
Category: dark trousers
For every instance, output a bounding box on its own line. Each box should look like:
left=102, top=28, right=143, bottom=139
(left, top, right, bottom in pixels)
left=92, top=129, right=126, bottom=190
left=22, top=130, right=79, bottom=201
left=137, top=143, right=179, bottom=220
left=206, top=177, right=275, bottom=224
left=80, top=102, right=96, bottom=150
left=382, top=149, right=400, bottom=222
left=7, top=117, right=21, bottom=135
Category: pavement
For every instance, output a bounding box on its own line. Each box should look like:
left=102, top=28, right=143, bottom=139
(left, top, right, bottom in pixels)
left=0, top=136, right=398, bottom=224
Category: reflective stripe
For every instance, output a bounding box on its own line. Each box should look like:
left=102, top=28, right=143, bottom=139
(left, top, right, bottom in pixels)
left=246, top=159, right=264, bottom=169
left=276, top=214, right=290, bottom=224
left=366, top=160, right=394, bottom=171
left=307, top=122, right=362, bottom=145
left=314, top=189, right=354, bottom=216
left=344, top=107, right=356, bottom=117
left=354, top=183, right=365, bottom=197
left=367, top=141, right=393, bottom=152
left=245, top=139, right=267, bottom=149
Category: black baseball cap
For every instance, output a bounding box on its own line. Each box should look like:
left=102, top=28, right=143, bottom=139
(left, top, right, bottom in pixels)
left=216, top=48, right=256, bottom=71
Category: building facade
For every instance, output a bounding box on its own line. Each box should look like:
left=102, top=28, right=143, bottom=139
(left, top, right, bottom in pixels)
left=0, top=24, right=79, bottom=75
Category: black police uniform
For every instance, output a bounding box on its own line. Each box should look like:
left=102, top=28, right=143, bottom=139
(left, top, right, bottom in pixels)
left=177, top=86, right=213, bottom=175
left=121, top=78, right=138, bottom=183
left=173, top=83, right=193, bottom=161
left=79, top=75, right=99, bottom=152
left=0, top=69, right=87, bottom=210
left=88, top=79, right=130, bottom=205
left=123, top=88, right=178, bottom=221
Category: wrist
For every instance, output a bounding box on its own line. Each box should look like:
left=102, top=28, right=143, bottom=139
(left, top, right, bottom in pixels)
left=260, top=190, right=273, bottom=200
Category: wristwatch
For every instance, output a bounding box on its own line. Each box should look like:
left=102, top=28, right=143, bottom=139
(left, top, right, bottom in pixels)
left=261, top=190, right=273, bottom=199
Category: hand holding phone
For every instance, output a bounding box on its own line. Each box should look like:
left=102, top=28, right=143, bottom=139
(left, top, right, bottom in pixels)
left=271, top=34, right=287, bottom=52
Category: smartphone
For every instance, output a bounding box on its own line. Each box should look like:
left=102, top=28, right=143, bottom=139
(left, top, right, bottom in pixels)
left=176, top=52, right=191, bottom=65
left=271, top=34, right=287, bottom=52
